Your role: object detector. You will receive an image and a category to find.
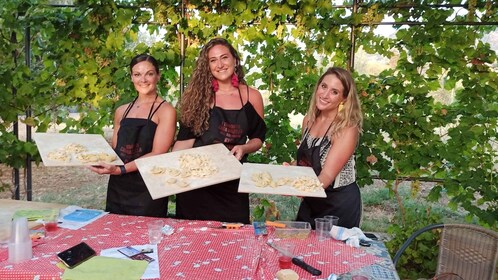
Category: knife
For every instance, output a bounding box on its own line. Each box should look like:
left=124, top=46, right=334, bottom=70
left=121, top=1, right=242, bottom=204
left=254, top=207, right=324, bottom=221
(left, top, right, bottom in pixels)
left=267, top=241, right=322, bottom=276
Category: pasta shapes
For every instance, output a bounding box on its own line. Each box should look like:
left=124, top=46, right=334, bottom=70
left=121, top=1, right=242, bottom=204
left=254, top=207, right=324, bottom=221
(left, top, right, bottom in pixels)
left=47, top=143, right=115, bottom=164
left=251, top=172, right=322, bottom=192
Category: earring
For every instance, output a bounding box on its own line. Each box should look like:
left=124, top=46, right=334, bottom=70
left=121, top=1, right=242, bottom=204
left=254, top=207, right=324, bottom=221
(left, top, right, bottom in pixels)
left=231, top=73, right=239, bottom=88
left=338, top=102, right=344, bottom=112
left=212, top=79, right=219, bottom=92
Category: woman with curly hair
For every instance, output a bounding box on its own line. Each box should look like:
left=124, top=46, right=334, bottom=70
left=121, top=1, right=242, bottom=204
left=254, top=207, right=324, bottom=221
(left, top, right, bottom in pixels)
left=295, top=67, right=363, bottom=229
left=173, top=38, right=266, bottom=224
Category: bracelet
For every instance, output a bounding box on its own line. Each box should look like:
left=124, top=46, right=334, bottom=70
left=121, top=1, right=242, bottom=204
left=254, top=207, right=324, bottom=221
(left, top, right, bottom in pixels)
left=119, top=165, right=126, bottom=175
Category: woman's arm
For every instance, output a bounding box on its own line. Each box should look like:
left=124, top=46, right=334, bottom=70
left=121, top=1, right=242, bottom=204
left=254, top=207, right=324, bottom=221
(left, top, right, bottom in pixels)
left=172, top=139, right=195, bottom=152
left=231, top=86, right=265, bottom=160
left=318, top=126, right=359, bottom=188
left=89, top=103, right=176, bottom=175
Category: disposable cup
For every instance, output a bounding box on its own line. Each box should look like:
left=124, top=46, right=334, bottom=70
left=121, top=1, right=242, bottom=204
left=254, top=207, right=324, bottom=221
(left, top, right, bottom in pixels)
left=0, top=212, right=12, bottom=245
left=324, top=215, right=339, bottom=226
left=147, top=220, right=164, bottom=245
left=276, top=241, right=296, bottom=269
left=314, top=218, right=332, bottom=241
left=8, top=217, right=32, bottom=263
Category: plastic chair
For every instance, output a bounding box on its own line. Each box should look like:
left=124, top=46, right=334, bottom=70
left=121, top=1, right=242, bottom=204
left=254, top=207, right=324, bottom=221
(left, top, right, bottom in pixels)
left=393, top=223, right=498, bottom=280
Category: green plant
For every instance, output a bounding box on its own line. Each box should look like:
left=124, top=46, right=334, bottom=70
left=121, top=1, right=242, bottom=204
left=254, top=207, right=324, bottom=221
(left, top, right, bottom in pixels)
left=1, top=0, right=496, bottom=241
left=386, top=205, right=443, bottom=279
left=251, top=197, right=280, bottom=222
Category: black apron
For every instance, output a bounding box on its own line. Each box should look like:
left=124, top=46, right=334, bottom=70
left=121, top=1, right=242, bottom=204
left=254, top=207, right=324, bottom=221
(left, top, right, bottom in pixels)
left=175, top=88, right=251, bottom=224
left=106, top=96, right=169, bottom=218
left=295, top=125, right=362, bottom=229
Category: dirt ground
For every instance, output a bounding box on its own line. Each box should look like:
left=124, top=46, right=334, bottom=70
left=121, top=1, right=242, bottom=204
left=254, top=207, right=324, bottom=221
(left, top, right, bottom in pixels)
left=0, top=163, right=108, bottom=206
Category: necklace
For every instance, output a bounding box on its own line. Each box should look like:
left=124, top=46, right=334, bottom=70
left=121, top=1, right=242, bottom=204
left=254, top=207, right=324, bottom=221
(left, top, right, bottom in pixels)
left=135, top=95, right=158, bottom=108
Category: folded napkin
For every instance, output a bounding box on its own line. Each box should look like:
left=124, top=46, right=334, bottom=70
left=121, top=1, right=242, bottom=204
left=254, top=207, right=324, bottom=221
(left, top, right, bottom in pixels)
left=329, top=226, right=372, bottom=248
left=61, top=256, right=148, bottom=280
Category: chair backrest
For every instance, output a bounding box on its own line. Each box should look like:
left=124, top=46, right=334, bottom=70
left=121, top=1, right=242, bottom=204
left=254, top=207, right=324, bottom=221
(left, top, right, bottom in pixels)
left=436, top=224, right=498, bottom=280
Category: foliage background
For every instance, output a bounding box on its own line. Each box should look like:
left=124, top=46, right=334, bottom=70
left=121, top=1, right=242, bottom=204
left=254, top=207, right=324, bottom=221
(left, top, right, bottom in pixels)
left=1, top=0, right=497, bottom=277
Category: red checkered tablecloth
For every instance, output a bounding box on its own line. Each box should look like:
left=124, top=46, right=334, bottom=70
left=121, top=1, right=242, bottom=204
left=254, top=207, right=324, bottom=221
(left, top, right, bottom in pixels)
left=0, top=214, right=382, bottom=280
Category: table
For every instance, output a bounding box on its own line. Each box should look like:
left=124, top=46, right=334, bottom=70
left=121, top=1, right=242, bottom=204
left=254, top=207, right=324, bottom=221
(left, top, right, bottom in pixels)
left=0, top=199, right=399, bottom=280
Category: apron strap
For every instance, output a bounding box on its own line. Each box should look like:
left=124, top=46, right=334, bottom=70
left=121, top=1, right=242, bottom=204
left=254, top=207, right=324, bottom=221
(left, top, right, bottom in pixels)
left=122, top=97, right=138, bottom=119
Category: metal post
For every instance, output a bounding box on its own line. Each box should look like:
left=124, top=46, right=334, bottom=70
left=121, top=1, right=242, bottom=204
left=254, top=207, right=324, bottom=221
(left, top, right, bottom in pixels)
left=349, top=0, right=358, bottom=72
left=25, top=26, right=32, bottom=201
left=179, top=0, right=186, bottom=96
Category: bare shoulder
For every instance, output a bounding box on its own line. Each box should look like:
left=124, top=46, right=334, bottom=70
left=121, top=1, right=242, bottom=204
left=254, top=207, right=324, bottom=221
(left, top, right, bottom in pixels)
left=157, top=101, right=176, bottom=117
left=333, top=125, right=359, bottom=142
left=114, top=103, right=129, bottom=119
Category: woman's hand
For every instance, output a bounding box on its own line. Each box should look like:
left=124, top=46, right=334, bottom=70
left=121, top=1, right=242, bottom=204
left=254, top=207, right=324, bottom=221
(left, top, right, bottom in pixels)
left=88, top=163, right=120, bottom=175
left=230, top=145, right=246, bottom=161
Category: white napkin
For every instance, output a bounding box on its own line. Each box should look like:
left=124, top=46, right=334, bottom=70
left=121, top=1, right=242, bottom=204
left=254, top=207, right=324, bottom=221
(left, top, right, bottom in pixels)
left=329, top=226, right=372, bottom=248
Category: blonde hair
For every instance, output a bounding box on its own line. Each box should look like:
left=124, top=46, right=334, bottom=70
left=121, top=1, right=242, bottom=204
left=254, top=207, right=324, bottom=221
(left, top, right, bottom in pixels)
left=179, top=38, right=245, bottom=135
left=306, top=67, right=363, bottom=138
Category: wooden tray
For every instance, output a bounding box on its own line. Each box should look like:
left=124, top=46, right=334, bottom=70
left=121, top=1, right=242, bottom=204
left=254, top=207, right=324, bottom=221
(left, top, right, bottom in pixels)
left=135, top=143, right=242, bottom=199
left=238, top=163, right=326, bottom=198
left=33, top=133, right=123, bottom=166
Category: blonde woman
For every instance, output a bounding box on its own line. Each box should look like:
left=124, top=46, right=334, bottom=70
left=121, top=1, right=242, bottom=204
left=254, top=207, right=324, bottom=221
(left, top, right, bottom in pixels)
left=173, top=38, right=266, bottom=224
left=295, top=67, right=363, bottom=229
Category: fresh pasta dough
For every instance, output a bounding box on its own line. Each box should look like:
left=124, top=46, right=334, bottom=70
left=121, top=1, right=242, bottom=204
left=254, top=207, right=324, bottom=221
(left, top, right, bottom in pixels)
left=76, top=152, right=116, bottom=163
left=47, top=151, right=71, bottom=162
left=64, top=143, right=87, bottom=153
left=251, top=172, right=322, bottom=192
left=178, top=153, right=218, bottom=178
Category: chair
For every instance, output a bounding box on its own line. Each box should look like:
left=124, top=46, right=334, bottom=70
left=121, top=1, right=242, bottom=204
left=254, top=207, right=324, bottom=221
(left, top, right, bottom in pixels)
left=393, top=223, right=498, bottom=280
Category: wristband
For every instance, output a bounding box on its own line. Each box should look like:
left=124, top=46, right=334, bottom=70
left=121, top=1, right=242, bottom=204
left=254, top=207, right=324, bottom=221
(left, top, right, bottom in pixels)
left=119, top=165, right=126, bottom=175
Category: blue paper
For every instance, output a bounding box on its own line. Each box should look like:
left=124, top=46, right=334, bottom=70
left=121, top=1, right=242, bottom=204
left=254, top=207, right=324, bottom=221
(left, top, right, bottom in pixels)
left=63, top=209, right=103, bottom=222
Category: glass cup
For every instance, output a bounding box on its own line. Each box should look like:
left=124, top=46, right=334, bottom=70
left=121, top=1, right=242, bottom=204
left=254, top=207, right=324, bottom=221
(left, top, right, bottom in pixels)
left=44, top=212, right=59, bottom=232
left=147, top=220, right=164, bottom=245
left=314, top=218, right=332, bottom=241
left=324, top=215, right=339, bottom=226
left=276, top=241, right=296, bottom=269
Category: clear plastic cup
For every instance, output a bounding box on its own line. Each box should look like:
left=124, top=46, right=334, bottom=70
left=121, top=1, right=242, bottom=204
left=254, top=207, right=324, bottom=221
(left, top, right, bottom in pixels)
left=324, top=215, right=339, bottom=226
left=8, top=217, right=32, bottom=263
left=314, top=218, right=332, bottom=241
left=147, top=220, right=164, bottom=245
left=277, top=242, right=296, bottom=269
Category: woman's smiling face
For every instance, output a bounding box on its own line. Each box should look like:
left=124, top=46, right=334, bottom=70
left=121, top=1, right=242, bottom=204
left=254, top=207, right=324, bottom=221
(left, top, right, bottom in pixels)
left=131, top=61, right=159, bottom=95
left=208, top=44, right=236, bottom=82
left=315, top=74, right=345, bottom=113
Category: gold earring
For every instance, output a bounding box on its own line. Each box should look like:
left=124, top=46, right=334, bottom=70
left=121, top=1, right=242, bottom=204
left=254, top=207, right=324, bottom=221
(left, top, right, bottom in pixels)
left=338, top=102, right=344, bottom=112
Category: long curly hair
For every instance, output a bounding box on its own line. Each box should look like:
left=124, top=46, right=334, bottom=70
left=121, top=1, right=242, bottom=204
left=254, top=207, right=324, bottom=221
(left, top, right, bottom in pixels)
left=179, top=38, right=245, bottom=136
left=306, top=67, right=363, bottom=138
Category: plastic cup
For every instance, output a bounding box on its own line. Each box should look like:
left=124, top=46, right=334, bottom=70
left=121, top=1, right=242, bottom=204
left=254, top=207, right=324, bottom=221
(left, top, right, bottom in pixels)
left=147, top=220, right=164, bottom=245
left=314, top=218, right=332, bottom=241
left=324, top=215, right=339, bottom=226
left=0, top=212, right=12, bottom=245
left=276, top=242, right=296, bottom=269
left=44, top=213, right=59, bottom=232
left=8, top=217, right=32, bottom=263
